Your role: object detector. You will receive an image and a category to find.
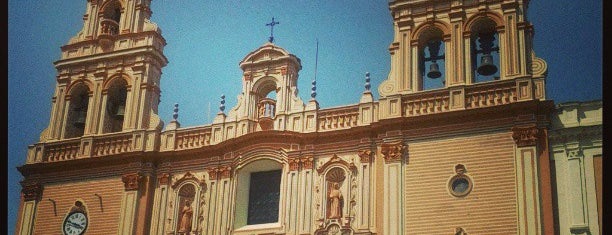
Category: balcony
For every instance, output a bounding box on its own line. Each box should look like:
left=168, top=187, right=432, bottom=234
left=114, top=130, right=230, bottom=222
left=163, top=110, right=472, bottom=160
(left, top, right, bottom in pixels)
left=98, top=19, right=119, bottom=46
left=258, top=98, right=276, bottom=130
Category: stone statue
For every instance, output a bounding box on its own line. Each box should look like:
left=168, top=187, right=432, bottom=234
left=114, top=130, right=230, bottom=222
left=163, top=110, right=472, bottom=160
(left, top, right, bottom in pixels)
left=327, top=183, right=343, bottom=219
left=178, top=199, right=193, bottom=234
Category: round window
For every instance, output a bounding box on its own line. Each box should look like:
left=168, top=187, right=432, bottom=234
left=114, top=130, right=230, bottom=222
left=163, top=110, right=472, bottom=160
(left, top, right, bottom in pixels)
left=449, top=175, right=472, bottom=197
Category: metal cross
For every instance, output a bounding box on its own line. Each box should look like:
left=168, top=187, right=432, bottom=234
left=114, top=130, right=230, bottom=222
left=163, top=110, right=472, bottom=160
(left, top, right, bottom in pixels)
left=266, top=17, right=280, bottom=43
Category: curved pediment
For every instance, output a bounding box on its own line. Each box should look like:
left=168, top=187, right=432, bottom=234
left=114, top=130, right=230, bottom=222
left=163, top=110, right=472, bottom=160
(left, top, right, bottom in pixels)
left=239, top=42, right=301, bottom=70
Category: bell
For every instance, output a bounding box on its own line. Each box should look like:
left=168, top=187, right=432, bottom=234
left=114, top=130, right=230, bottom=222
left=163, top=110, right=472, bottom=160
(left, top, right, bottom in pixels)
left=477, top=54, right=498, bottom=76
left=427, top=61, right=442, bottom=79
left=114, top=105, right=125, bottom=118
left=73, top=111, right=86, bottom=128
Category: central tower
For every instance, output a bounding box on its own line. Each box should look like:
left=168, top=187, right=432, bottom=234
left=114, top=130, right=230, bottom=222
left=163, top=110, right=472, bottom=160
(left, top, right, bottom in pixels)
left=224, top=42, right=305, bottom=132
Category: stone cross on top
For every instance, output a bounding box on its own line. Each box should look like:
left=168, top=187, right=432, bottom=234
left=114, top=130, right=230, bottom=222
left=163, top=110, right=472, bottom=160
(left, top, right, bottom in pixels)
left=266, top=17, right=279, bottom=43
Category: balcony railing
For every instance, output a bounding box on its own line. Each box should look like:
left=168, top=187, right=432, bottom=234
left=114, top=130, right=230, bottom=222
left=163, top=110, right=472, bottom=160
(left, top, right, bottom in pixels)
left=465, top=80, right=517, bottom=109
left=403, top=89, right=450, bottom=116
left=174, top=126, right=212, bottom=150
left=318, top=105, right=360, bottom=131
left=92, top=132, right=133, bottom=157
left=44, top=139, right=81, bottom=162
left=99, top=19, right=119, bottom=36
left=258, top=98, right=276, bottom=119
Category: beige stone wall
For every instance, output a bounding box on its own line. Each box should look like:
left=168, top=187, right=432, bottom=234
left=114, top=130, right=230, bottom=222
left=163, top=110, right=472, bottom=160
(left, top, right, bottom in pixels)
left=34, top=177, right=124, bottom=235
left=550, top=100, right=602, bottom=235
left=405, top=131, right=517, bottom=234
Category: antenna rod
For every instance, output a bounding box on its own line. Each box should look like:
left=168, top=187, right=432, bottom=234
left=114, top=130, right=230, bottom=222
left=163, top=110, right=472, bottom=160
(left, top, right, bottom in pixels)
left=314, top=39, right=319, bottom=82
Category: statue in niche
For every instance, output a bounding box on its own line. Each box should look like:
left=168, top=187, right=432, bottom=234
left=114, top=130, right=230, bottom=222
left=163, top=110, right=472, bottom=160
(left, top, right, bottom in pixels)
left=178, top=199, right=193, bottom=234
left=327, top=182, right=344, bottom=219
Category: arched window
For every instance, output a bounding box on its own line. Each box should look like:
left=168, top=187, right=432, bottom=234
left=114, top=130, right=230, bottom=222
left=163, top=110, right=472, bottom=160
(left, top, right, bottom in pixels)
left=418, top=27, right=446, bottom=90
left=100, top=1, right=122, bottom=36
left=103, top=79, right=127, bottom=133
left=470, top=18, right=501, bottom=83
left=65, top=85, right=90, bottom=138
left=234, top=159, right=283, bottom=229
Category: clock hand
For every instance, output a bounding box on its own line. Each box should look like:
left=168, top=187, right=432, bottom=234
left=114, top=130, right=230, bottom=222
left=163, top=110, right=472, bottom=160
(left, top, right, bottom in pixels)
left=68, top=221, right=85, bottom=230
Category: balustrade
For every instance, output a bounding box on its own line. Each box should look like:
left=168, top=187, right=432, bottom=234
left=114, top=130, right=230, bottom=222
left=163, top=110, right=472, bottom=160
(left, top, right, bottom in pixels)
left=92, top=133, right=133, bottom=157
left=258, top=98, right=276, bottom=119
left=465, top=81, right=516, bottom=109
left=174, top=127, right=212, bottom=150
left=318, top=106, right=360, bottom=131
left=44, top=140, right=81, bottom=162
left=100, top=19, right=119, bottom=36
left=403, top=91, right=450, bottom=116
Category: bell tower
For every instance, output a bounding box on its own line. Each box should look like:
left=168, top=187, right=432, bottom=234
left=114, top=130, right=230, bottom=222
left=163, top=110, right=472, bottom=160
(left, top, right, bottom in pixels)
left=378, top=0, right=547, bottom=119
left=41, top=0, right=167, bottom=142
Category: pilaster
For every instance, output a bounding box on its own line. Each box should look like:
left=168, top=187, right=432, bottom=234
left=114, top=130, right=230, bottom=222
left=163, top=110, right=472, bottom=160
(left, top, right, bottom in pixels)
left=511, top=125, right=543, bottom=235
left=17, top=181, right=41, bottom=235
left=149, top=172, right=170, bottom=235
left=117, top=172, right=143, bottom=235
left=380, top=141, right=406, bottom=235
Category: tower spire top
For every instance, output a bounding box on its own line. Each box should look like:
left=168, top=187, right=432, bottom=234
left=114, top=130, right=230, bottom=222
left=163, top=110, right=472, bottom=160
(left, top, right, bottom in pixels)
left=266, top=17, right=280, bottom=43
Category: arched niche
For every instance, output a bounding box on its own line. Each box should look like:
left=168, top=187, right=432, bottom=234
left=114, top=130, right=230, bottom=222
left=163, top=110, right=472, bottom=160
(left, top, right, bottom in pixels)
left=314, top=155, right=357, bottom=235
left=170, top=172, right=207, bottom=235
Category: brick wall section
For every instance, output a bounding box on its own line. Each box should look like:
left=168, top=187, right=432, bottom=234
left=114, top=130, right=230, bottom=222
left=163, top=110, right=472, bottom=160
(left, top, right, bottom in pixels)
left=405, top=131, right=518, bottom=234
left=33, top=177, right=124, bottom=235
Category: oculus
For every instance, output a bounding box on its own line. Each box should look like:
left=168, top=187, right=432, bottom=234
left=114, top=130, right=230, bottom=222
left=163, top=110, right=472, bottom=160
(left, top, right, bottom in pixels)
left=448, top=164, right=473, bottom=197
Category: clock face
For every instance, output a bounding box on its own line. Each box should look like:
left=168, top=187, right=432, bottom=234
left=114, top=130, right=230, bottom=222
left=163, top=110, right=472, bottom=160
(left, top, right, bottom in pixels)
left=62, top=211, right=88, bottom=235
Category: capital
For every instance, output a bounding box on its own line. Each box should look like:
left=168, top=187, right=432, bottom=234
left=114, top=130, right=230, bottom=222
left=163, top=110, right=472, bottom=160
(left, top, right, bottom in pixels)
left=511, top=125, right=540, bottom=147
left=122, top=172, right=143, bottom=191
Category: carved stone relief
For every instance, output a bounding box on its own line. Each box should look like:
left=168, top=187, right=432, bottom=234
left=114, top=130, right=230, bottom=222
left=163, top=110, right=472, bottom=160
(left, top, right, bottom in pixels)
left=511, top=125, right=540, bottom=147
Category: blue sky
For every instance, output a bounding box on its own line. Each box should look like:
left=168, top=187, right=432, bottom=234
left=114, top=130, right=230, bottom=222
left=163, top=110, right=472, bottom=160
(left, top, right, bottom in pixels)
left=7, top=0, right=601, bottom=233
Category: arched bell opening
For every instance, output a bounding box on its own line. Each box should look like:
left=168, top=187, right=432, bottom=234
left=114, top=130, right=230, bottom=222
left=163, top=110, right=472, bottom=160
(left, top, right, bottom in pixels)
left=253, top=79, right=278, bottom=131
left=99, top=0, right=122, bottom=43
left=103, top=79, right=127, bottom=133
left=418, top=27, right=447, bottom=90
left=470, top=18, right=501, bottom=83
left=64, top=85, right=90, bottom=139
left=256, top=81, right=277, bottom=119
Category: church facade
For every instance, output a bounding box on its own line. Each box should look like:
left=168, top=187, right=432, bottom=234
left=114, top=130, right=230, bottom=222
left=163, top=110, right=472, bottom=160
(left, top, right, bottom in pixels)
left=15, top=0, right=600, bottom=235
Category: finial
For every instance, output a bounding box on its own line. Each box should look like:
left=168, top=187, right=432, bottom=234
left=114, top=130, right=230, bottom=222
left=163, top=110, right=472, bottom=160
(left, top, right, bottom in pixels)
left=266, top=17, right=280, bottom=43
left=173, top=103, right=179, bottom=121
left=311, top=80, right=317, bottom=99
left=219, top=94, right=226, bottom=112
left=365, top=72, right=371, bottom=92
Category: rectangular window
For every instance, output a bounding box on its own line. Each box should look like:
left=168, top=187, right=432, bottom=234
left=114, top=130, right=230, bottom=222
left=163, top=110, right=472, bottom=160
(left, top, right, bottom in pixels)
left=247, top=170, right=282, bottom=225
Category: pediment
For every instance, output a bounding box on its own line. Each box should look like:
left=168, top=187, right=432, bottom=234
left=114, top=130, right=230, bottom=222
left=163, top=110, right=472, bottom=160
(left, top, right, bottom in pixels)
left=239, top=42, right=301, bottom=70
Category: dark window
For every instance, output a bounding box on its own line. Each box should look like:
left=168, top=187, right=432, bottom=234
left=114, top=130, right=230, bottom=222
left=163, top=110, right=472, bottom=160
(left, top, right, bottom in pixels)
left=452, top=178, right=470, bottom=194
left=247, top=170, right=281, bottom=225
